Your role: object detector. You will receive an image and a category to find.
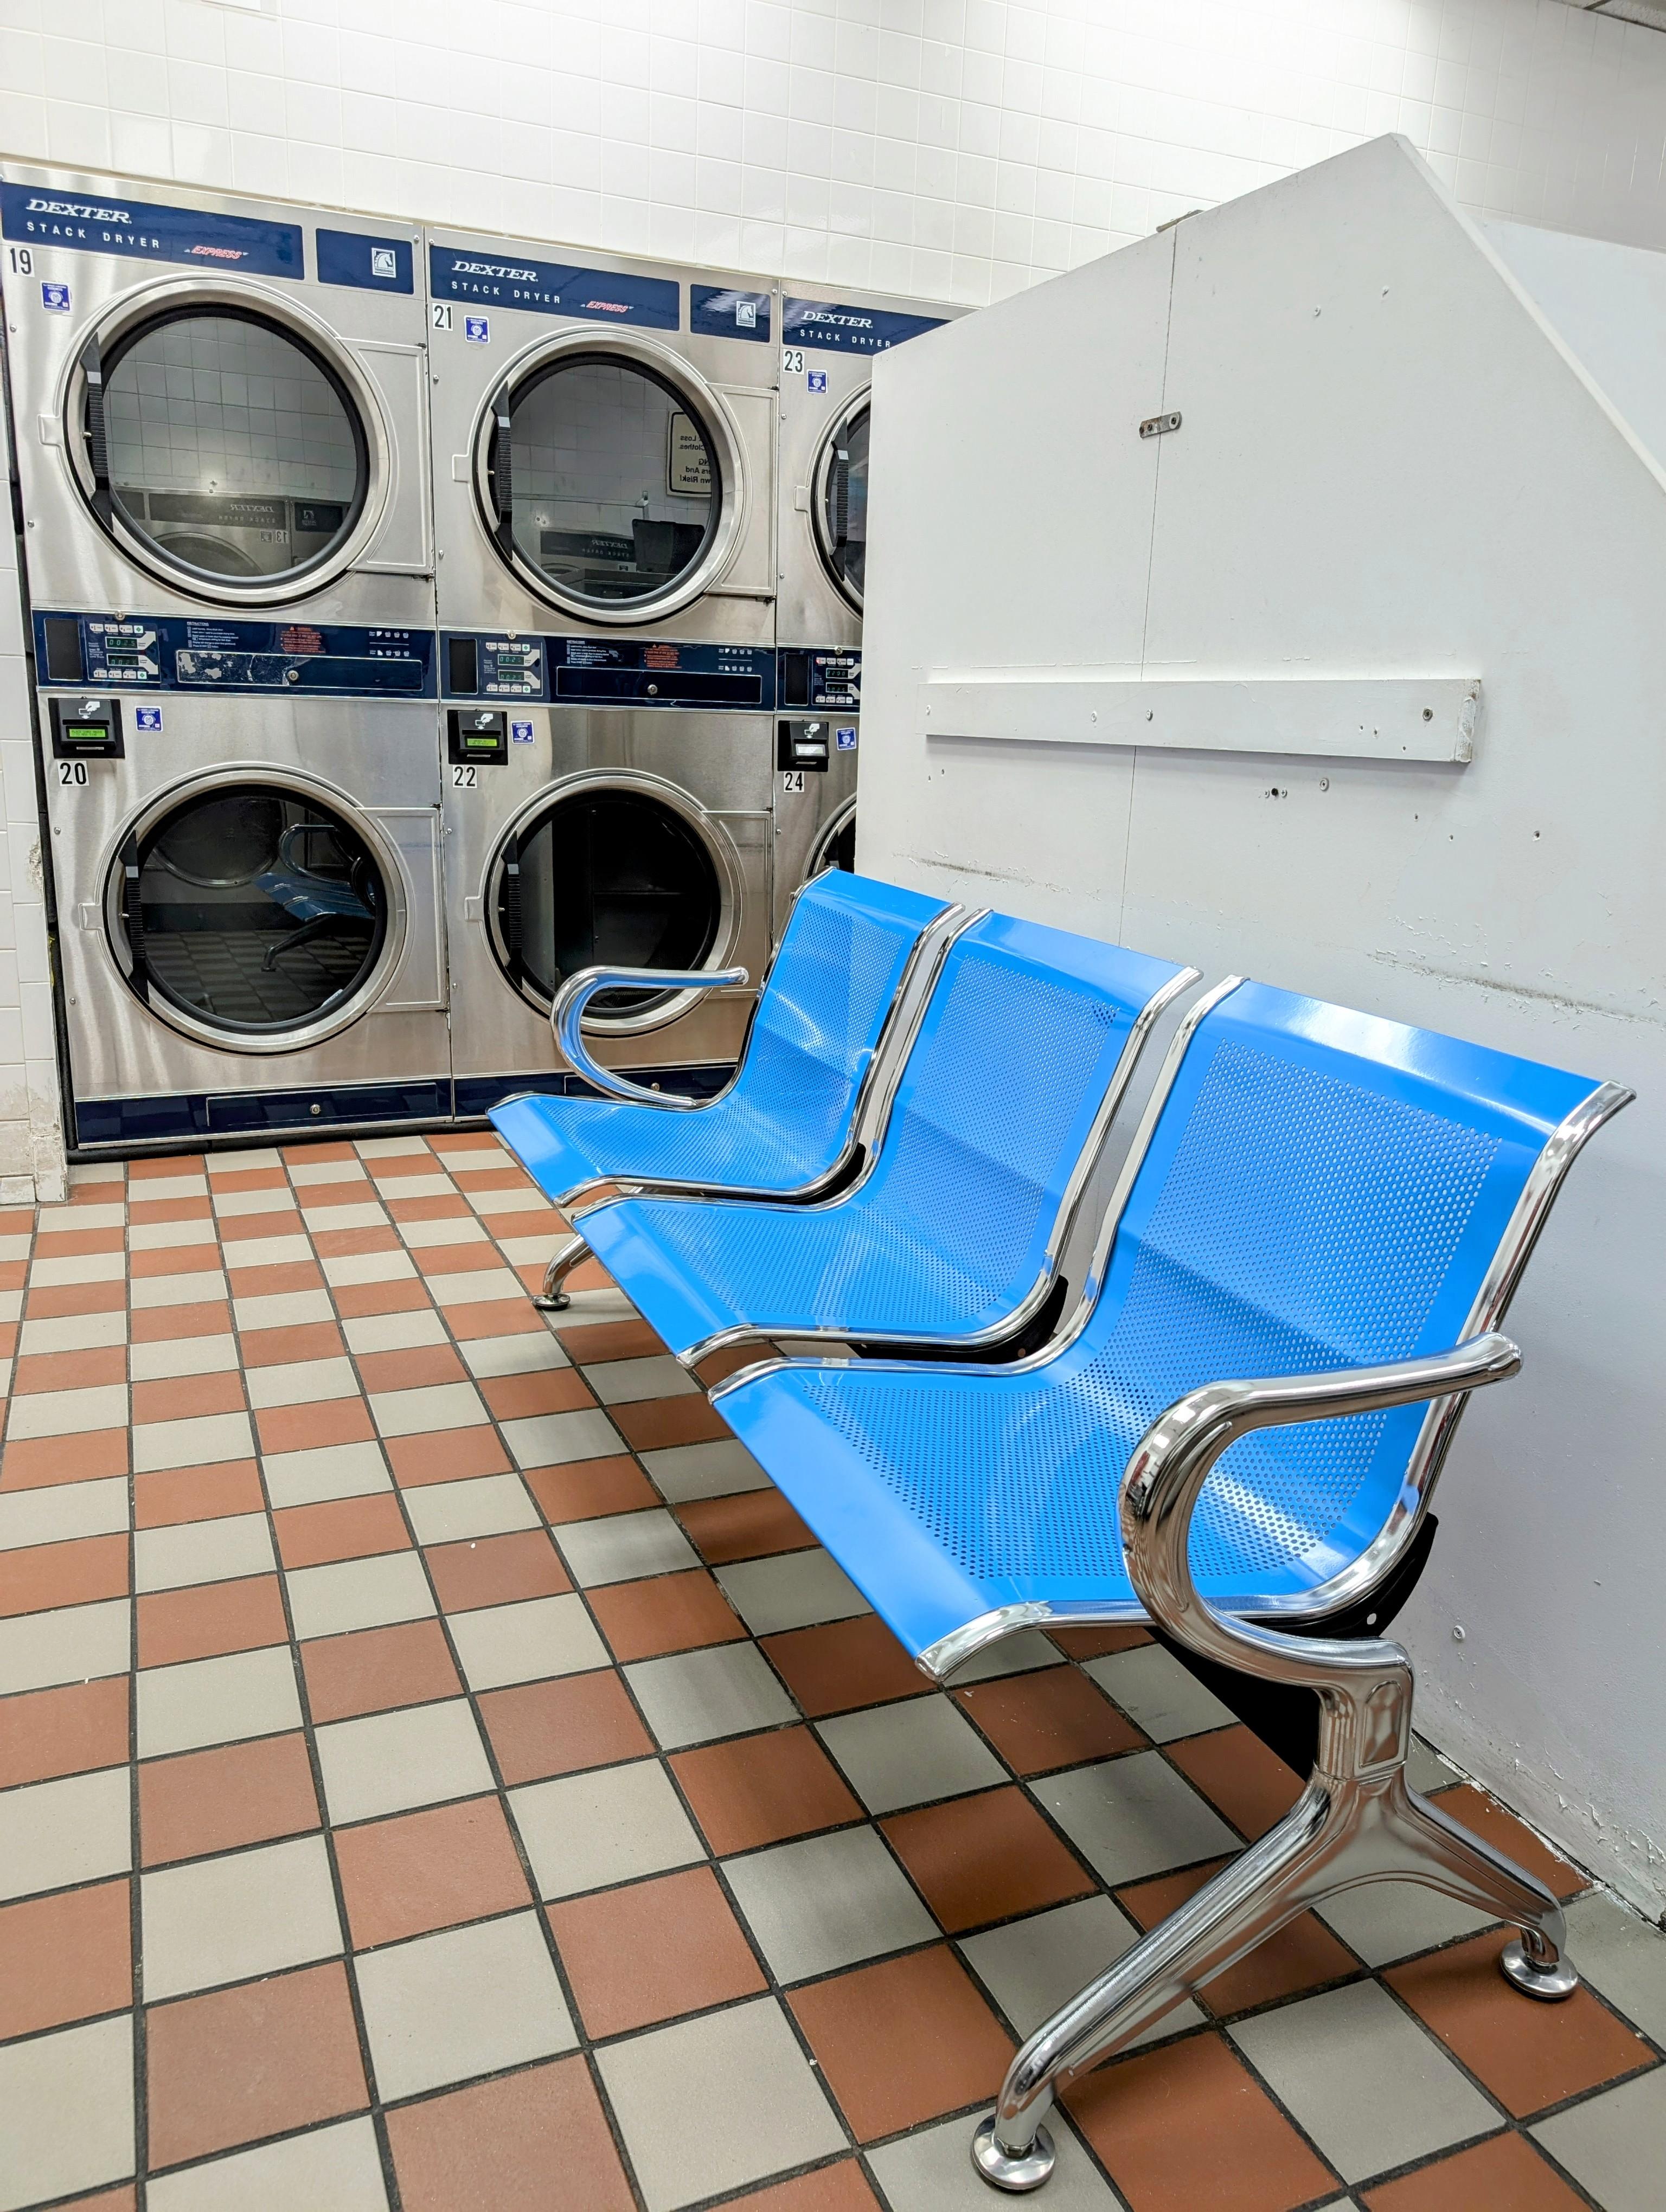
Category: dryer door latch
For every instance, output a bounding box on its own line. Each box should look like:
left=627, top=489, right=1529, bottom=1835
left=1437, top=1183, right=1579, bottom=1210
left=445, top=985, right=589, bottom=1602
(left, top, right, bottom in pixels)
left=1138, top=411, right=1182, bottom=440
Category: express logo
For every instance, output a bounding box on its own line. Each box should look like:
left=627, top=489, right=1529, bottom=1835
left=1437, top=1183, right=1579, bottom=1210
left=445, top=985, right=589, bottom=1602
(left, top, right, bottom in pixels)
left=582, top=299, right=630, bottom=314
left=25, top=196, right=132, bottom=223
left=188, top=245, right=246, bottom=260
left=452, top=260, right=536, bottom=280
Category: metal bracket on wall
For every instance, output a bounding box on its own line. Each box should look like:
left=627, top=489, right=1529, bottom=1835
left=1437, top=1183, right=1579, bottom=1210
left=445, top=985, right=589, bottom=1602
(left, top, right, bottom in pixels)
left=1139, top=412, right=1182, bottom=439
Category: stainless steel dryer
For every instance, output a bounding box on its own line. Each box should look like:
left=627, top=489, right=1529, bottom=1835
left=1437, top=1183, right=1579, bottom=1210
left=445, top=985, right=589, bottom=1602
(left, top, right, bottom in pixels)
left=773, top=285, right=959, bottom=927
left=443, top=632, right=773, bottom=1120
left=35, top=615, right=449, bottom=1149
left=1, top=165, right=431, bottom=626
left=425, top=231, right=776, bottom=646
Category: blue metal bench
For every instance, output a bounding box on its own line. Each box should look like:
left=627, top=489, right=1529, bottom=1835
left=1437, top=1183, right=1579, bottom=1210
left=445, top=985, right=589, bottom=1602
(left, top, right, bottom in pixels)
left=565, top=916, right=1196, bottom=1364
left=489, top=872, right=962, bottom=1304
left=709, top=976, right=1630, bottom=2193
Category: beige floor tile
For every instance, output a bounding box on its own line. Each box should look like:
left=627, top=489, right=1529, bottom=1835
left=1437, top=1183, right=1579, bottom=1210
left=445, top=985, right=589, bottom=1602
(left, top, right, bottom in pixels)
left=137, top=1645, right=304, bottom=1758
left=142, top=1834, right=343, bottom=1999
left=134, top=1512, right=275, bottom=1594
left=130, top=1334, right=239, bottom=1381
left=448, top=1593, right=610, bottom=1692
left=132, top=1409, right=256, bottom=1474
left=0, top=1765, right=132, bottom=1900
left=262, top=1439, right=393, bottom=1508
left=315, top=1698, right=494, bottom=1823
left=370, top=1380, right=489, bottom=1437
left=0, top=2015, right=134, bottom=2212
left=0, top=1597, right=132, bottom=1693
left=0, top=1474, right=129, bottom=1550
left=246, top=1356, right=361, bottom=1408
left=357, top=1912, right=576, bottom=2102
left=5, top=1380, right=130, bottom=1438
left=402, top=1472, right=540, bottom=1544
left=286, top=1551, right=436, bottom=1640
left=146, top=2116, right=388, bottom=2212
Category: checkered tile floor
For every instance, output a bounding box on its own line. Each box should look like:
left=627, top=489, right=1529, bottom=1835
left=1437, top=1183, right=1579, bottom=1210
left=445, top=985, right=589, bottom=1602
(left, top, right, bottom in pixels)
left=2, top=1133, right=1663, bottom=2212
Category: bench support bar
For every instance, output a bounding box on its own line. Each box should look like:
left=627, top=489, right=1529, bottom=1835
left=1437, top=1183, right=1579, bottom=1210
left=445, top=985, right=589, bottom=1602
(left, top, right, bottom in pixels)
left=531, top=1234, right=589, bottom=1313
left=973, top=1330, right=1574, bottom=2192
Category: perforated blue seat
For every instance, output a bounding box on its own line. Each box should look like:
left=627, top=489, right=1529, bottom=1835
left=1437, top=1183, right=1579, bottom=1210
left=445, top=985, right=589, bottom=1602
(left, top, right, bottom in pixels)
left=712, top=980, right=1613, bottom=1673
left=575, top=917, right=1191, bottom=1362
left=490, top=872, right=947, bottom=1207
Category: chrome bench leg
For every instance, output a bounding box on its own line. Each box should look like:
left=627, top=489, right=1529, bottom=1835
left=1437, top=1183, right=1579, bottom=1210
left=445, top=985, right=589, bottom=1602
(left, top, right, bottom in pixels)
left=531, top=1234, right=587, bottom=1313
left=972, top=1667, right=1575, bottom=2193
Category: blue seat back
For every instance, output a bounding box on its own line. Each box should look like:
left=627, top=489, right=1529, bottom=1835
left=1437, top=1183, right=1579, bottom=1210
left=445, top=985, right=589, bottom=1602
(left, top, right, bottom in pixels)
left=1078, top=981, right=1606, bottom=1590
left=861, top=915, right=1189, bottom=1296
left=723, top=870, right=949, bottom=1144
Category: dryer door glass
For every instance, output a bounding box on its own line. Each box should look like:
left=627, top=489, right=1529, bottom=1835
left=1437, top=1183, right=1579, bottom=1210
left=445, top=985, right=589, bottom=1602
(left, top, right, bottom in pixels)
left=496, top=789, right=720, bottom=1016
left=818, top=402, right=869, bottom=607
left=494, top=356, right=720, bottom=608
left=93, top=310, right=368, bottom=587
left=812, top=808, right=857, bottom=877
left=120, top=785, right=387, bottom=1034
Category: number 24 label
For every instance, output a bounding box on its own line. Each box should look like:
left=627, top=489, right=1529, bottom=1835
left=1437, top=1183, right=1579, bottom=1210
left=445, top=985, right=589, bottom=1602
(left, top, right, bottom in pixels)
left=780, top=769, right=805, bottom=794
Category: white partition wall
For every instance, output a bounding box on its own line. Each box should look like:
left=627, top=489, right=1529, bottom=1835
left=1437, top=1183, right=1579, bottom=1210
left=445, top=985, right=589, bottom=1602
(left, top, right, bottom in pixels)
left=859, top=133, right=1666, bottom=1914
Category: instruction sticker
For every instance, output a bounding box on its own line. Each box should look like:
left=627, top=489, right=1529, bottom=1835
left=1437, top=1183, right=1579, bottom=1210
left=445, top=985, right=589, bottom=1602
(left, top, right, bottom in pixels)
left=667, top=411, right=712, bottom=497
left=510, top=719, right=535, bottom=744
left=464, top=314, right=490, bottom=343
left=835, top=725, right=856, bottom=750
left=40, top=281, right=70, bottom=311
left=808, top=369, right=828, bottom=393
left=135, top=706, right=163, bottom=732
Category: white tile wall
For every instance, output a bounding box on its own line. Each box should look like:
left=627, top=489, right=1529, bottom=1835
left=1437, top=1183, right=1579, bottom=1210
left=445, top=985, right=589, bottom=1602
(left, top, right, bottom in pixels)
left=1, top=0, right=1664, bottom=1193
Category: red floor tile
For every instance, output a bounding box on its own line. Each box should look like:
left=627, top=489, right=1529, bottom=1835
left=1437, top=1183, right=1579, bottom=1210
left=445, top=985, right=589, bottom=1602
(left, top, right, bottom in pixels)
left=311, top=1225, right=401, bottom=1258
left=675, top=1486, right=817, bottom=1564
left=273, top=1492, right=411, bottom=1568
left=137, top=1574, right=290, bottom=1667
left=387, top=1426, right=510, bottom=1487
left=334, top=1277, right=434, bottom=1317
left=386, top=2056, right=633, bottom=2212
left=1385, top=1930, right=1655, bottom=2116
left=1359, top=2130, right=1590, bottom=2210
left=388, top=1193, right=470, bottom=1221
left=1437, top=1786, right=1588, bottom=1902
left=11, top=1345, right=126, bottom=1392
left=300, top=1619, right=463, bottom=1722
left=126, top=1197, right=212, bottom=1226
left=609, top=1394, right=731, bottom=1450
left=550, top=1318, right=663, bottom=1362
left=1049, top=1624, right=1152, bottom=1658
left=588, top=1567, right=745, bottom=1661
left=671, top=1726, right=862, bottom=1855
left=761, top=1612, right=933, bottom=1716
left=448, top=1297, right=555, bottom=1340
left=425, top=1529, right=572, bottom=1612
left=0, top=1533, right=129, bottom=1617
left=0, top=1676, right=129, bottom=1788
left=721, top=2170, right=882, bottom=2212
left=416, top=1244, right=503, bottom=1277
left=210, top=1167, right=287, bottom=1193
left=23, top=1283, right=125, bottom=1321
left=0, top=1879, right=131, bottom=2038
left=225, top=1261, right=324, bottom=1297
left=1166, top=1726, right=1306, bottom=1842
left=883, top=1786, right=1097, bottom=1934
left=1117, top=1859, right=1359, bottom=2017
left=478, top=1367, right=598, bottom=1421
left=954, top=1664, right=1146, bottom=1774
left=0, top=1429, right=128, bottom=1487
left=523, top=1455, right=658, bottom=1523
left=127, top=1244, right=219, bottom=1278
left=34, top=1226, right=125, bottom=1258
left=336, top=1795, right=531, bottom=1947
left=478, top=1671, right=653, bottom=1785
left=548, top=1864, right=765, bottom=2037
left=134, top=1461, right=265, bottom=1528
left=790, top=1945, right=1015, bottom=2142
left=355, top=1343, right=467, bottom=1394
left=146, top=1961, right=368, bottom=2168
left=239, top=1320, right=347, bottom=1367
left=255, top=1397, right=375, bottom=1454
left=1064, top=2030, right=1338, bottom=2212
left=130, top=1302, right=232, bottom=1342
left=140, top=1733, right=320, bottom=1866
left=131, top=1371, right=245, bottom=1424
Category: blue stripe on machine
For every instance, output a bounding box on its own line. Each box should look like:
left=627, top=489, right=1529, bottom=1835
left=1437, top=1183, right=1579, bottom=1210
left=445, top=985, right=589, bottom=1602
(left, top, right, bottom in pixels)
left=1, top=183, right=303, bottom=278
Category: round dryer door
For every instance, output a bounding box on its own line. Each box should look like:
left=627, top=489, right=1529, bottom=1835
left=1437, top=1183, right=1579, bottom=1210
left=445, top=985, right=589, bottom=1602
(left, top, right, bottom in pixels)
left=482, top=344, right=740, bottom=622
left=78, top=305, right=371, bottom=596
left=490, top=786, right=727, bottom=1026
left=813, top=398, right=870, bottom=611
left=111, top=782, right=393, bottom=1046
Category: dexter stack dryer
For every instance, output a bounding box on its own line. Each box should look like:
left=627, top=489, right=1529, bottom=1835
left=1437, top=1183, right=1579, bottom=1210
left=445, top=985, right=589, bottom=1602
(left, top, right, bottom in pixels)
left=774, top=285, right=958, bottom=925
left=1, top=166, right=448, bottom=1147
left=425, top=230, right=779, bottom=1115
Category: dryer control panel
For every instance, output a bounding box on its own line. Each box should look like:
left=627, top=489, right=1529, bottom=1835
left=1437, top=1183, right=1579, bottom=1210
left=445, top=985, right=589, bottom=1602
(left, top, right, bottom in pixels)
left=778, top=648, right=861, bottom=711
left=440, top=632, right=777, bottom=710
left=34, top=614, right=436, bottom=697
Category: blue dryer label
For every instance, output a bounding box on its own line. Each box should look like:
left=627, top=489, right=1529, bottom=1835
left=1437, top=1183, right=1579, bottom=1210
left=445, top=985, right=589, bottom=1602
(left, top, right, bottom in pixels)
left=549, top=636, right=774, bottom=710
left=316, top=227, right=413, bottom=293
left=2, top=184, right=304, bottom=279
left=428, top=243, right=678, bottom=329
left=783, top=296, right=945, bottom=353
left=35, top=612, right=435, bottom=697
left=690, top=285, right=771, bottom=343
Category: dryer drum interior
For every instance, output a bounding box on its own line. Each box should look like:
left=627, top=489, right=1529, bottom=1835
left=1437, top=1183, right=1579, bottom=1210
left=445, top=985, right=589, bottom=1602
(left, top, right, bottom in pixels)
left=486, top=352, right=723, bottom=611
left=114, top=783, right=388, bottom=1036
left=493, top=788, right=722, bottom=1020
left=810, top=802, right=857, bottom=878
left=79, top=305, right=370, bottom=589
left=815, top=398, right=870, bottom=609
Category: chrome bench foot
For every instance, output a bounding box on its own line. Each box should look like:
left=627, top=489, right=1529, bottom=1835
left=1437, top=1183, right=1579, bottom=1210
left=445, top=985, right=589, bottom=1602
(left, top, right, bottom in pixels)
left=1501, top=1929, right=1578, bottom=2001
left=531, top=1234, right=587, bottom=1313
left=971, top=2115, right=1054, bottom=2194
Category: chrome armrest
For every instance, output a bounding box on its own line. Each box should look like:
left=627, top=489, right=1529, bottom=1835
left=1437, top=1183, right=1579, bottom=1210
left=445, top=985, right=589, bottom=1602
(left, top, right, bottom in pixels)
left=549, top=964, right=748, bottom=1109
left=1120, top=1334, right=1520, bottom=1767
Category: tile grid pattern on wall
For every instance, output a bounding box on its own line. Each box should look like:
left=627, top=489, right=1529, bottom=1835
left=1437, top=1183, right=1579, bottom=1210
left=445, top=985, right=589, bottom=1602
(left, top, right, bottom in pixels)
left=1, top=1131, right=1664, bottom=2212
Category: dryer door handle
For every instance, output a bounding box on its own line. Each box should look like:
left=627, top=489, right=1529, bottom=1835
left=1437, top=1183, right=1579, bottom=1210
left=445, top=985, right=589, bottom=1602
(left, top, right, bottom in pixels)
left=79, top=332, right=114, bottom=528
left=488, top=380, right=515, bottom=552
left=551, top=965, right=749, bottom=1108
left=119, top=832, right=149, bottom=1003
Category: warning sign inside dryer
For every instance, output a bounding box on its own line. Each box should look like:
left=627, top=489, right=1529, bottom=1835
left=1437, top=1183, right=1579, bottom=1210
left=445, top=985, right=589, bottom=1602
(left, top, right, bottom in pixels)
left=666, top=413, right=712, bottom=497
